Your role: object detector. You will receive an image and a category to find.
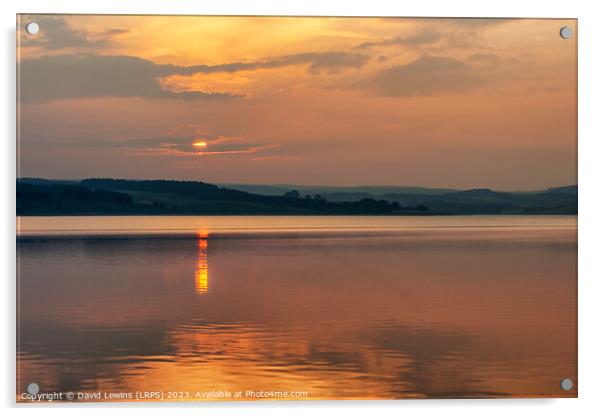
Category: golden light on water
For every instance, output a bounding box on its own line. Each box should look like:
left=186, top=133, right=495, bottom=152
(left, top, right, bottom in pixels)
left=15, top=218, right=577, bottom=400
left=195, top=231, right=209, bottom=295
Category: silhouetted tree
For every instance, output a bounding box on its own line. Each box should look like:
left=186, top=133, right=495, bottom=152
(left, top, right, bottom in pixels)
left=284, top=190, right=300, bottom=198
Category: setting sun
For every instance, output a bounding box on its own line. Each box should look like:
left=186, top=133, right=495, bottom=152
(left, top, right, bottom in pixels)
left=193, top=141, right=208, bottom=148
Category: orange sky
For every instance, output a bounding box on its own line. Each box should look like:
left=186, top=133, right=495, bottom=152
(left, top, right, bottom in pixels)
left=17, top=15, right=577, bottom=190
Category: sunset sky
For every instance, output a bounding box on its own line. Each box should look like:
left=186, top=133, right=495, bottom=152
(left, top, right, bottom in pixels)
left=17, top=15, right=576, bottom=190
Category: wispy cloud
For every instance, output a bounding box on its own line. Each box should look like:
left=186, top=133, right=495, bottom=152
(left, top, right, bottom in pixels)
left=356, top=29, right=443, bottom=49
left=110, top=135, right=280, bottom=158
left=175, top=51, right=369, bottom=75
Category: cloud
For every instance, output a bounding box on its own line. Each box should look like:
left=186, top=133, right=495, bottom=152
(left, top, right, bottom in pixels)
left=21, top=16, right=127, bottom=51
left=193, top=144, right=279, bottom=156
left=365, top=56, right=482, bottom=96
left=19, top=50, right=369, bottom=103
left=156, top=51, right=368, bottom=76
left=106, top=135, right=279, bottom=158
left=354, top=20, right=509, bottom=51
left=298, top=52, right=368, bottom=74
left=19, top=16, right=370, bottom=102
left=18, top=54, right=241, bottom=103
left=161, top=136, right=279, bottom=156
left=356, top=29, right=442, bottom=49
left=358, top=20, right=511, bottom=53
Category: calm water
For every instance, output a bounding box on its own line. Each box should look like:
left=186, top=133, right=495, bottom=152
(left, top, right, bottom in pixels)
left=17, top=216, right=577, bottom=401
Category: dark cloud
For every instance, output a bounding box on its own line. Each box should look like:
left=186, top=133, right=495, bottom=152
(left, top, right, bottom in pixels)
left=19, top=49, right=369, bottom=103
left=301, top=52, right=368, bottom=74
left=163, top=51, right=369, bottom=75
left=366, top=56, right=482, bottom=96
left=21, top=16, right=127, bottom=51
left=18, top=54, right=238, bottom=102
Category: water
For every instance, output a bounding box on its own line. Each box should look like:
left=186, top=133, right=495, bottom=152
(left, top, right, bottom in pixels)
left=17, top=216, right=577, bottom=401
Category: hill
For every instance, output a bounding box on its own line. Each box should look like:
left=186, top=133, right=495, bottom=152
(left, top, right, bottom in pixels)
left=16, top=178, right=429, bottom=216
left=16, top=178, right=577, bottom=216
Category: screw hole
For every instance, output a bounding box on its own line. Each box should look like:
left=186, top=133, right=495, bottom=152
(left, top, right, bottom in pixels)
left=559, top=26, right=572, bottom=40
left=560, top=378, right=574, bottom=391
left=25, top=22, right=40, bottom=35
left=26, top=382, right=40, bottom=395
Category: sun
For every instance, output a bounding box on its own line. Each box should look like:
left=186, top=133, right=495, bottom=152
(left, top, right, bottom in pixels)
left=193, top=141, right=208, bottom=148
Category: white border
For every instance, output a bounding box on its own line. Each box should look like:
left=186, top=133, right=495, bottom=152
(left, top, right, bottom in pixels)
left=3, top=1, right=601, bottom=415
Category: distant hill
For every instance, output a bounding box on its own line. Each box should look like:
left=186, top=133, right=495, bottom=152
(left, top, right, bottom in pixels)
left=387, top=186, right=576, bottom=215
left=545, top=185, right=578, bottom=195
left=17, top=177, right=79, bottom=186
left=221, top=183, right=456, bottom=197
left=444, top=188, right=513, bottom=198
left=16, top=178, right=577, bottom=216
left=16, top=178, right=429, bottom=216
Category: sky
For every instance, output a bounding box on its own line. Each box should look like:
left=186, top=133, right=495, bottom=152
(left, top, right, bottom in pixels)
left=17, top=15, right=577, bottom=190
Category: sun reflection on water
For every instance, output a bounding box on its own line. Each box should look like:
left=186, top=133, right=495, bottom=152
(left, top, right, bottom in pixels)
left=195, top=231, right=209, bottom=295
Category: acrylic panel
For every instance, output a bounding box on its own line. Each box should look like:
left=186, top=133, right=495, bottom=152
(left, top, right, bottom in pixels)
left=16, top=15, right=577, bottom=402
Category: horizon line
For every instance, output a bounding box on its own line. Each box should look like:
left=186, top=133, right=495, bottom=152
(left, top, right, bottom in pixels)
left=17, top=176, right=577, bottom=194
